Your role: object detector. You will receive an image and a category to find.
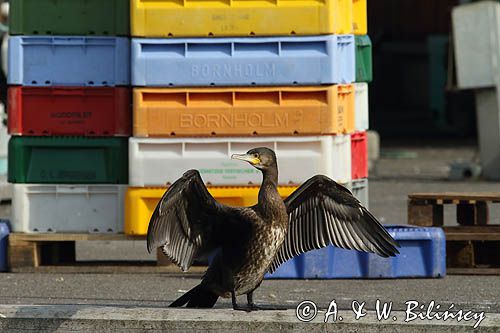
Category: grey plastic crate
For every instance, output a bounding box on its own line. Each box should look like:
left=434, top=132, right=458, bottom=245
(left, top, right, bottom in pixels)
left=351, top=178, right=368, bottom=208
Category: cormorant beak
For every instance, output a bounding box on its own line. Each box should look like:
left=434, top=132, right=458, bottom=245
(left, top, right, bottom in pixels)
left=231, top=153, right=260, bottom=166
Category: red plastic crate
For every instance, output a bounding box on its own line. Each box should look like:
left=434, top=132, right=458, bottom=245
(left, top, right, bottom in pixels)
left=8, top=87, right=131, bottom=136
left=351, top=131, right=368, bottom=179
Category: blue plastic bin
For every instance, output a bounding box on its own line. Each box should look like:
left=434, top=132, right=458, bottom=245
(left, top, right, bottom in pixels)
left=266, top=225, right=446, bottom=279
left=0, top=220, right=9, bottom=272
left=8, top=36, right=130, bottom=86
left=131, top=35, right=355, bottom=86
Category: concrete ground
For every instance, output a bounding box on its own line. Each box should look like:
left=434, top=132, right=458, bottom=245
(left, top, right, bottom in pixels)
left=0, top=143, right=500, bottom=331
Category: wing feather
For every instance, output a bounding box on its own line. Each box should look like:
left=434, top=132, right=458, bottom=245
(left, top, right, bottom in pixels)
left=147, top=169, right=242, bottom=272
left=269, top=175, right=400, bottom=273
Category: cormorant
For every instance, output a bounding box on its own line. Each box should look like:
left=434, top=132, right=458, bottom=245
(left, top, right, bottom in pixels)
left=147, top=147, right=399, bottom=311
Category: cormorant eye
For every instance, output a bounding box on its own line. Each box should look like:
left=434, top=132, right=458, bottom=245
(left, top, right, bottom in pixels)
left=253, top=153, right=259, bottom=158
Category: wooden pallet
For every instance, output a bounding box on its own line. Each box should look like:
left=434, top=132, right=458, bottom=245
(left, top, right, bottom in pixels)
left=7, top=233, right=195, bottom=272
left=408, top=192, right=500, bottom=226
left=444, top=226, right=500, bottom=274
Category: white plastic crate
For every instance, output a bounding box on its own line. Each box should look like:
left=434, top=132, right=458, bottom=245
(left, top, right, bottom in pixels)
left=129, top=136, right=352, bottom=186
left=12, top=184, right=126, bottom=233
left=354, top=82, right=369, bottom=131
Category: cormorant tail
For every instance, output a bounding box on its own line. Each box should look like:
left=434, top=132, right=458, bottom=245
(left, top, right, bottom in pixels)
left=170, top=284, right=219, bottom=308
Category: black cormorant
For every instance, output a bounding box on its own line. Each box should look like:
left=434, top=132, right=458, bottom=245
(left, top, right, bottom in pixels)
left=147, top=147, right=399, bottom=311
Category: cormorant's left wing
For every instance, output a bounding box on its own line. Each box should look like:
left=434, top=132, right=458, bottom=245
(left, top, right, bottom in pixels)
left=268, top=175, right=399, bottom=273
left=147, top=169, right=248, bottom=272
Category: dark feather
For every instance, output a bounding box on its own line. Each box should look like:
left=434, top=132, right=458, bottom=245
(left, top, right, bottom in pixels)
left=146, top=169, right=243, bottom=272
left=268, top=175, right=400, bottom=273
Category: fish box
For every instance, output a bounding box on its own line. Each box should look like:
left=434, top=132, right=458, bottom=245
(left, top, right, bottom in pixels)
left=351, top=131, right=368, bottom=180
left=131, top=0, right=353, bottom=37
left=129, top=135, right=352, bottom=187
left=12, top=184, right=126, bottom=233
left=9, top=0, right=129, bottom=36
left=350, top=178, right=368, bottom=208
left=352, top=0, right=367, bottom=35
left=355, top=35, right=372, bottom=82
left=132, top=35, right=355, bottom=86
left=125, top=186, right=300, bottom=236
left=133, top=86, right=355, bottom=137
left=266, top=225, right=446, bottom=278
left=8, top=36, right=130, bottom=87
left=8, top=137, right=128, bottom=184
left=0, top=220, right=9, bottom=272
left=8, top=87, right=131, bottom=136
left=354, top=82, right=369, bottom=131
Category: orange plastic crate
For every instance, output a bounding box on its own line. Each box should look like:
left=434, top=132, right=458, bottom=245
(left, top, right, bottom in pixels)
left=337, top=84, right=355, bottom=134
left=133, top=86, right=355, bottom=137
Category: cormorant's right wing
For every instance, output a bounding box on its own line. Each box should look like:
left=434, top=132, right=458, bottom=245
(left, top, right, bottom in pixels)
left=147, top=169, right=247, bottom=272
left=268, top=175, right=400, bottom=273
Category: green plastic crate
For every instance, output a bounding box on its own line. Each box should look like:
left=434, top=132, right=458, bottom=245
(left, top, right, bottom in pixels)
left=355, top=35, right=373, bottom=83
left=8, top=137, right=128, bottom=184
left=9, top=0, right=129, bottom=36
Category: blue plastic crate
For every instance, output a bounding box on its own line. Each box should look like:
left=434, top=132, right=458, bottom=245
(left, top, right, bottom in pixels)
left=266, top=225, right=446, bottom=279
left=0, top=220, right=9, bottom=272
left=8, top=36, right=130, bottom=86
left=131, top=35, right=355, bottom=87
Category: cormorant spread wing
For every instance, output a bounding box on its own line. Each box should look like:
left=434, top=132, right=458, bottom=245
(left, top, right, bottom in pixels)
left=147, top=169, right=244, bottom=272
left=268, top=175, right=400, bottom=273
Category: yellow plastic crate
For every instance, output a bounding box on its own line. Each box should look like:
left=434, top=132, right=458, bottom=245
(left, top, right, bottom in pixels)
left=131, top=0, right=353, bottom=37
left=125, top=186, right=298, bottom=235
left=352, top=0, right=367, bottom=35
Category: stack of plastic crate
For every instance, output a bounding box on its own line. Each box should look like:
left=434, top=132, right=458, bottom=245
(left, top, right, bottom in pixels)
left=126, top=0, right=365, bottom=236
left=7, top=1, right=131, bottom=233
left=351, top=0, right=371, bottom=207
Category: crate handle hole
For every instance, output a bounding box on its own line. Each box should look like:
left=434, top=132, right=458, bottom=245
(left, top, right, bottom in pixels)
left=45, top=81, right=51, bottom=85
left=253, top=131, right=258, bottom=135
left=293, top=131, right=299, bottom=135
left=211, top=132, right=216, bottom=135
left=102, top=81, right=108, bottom=85
left=291, top=31, right=296, bottom=35
left=31, top=80, right=37, bottom=84
left=208, top=32, right=214, bottom=36
left=88, top=81, right=94, bottom=85
left=170, top=132, right=176, bottom=136
left=168, top=33, right=173, bottom=37
left=250, top=32, right=255, bottom=36
left=293, top=81, right=298, bottom=85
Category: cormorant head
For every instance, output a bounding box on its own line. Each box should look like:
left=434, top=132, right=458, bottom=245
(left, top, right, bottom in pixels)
left=231, top=147, right=277, bottom=171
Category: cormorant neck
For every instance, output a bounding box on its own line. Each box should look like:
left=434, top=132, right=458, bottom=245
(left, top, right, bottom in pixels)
left=261, top=166, right=278, bottom=188
left=258, top=164, right=279, bottom=211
